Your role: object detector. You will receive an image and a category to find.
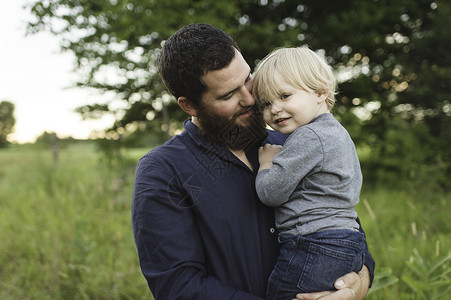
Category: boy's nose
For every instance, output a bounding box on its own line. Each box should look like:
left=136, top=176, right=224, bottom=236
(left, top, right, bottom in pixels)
left=271, top=103, right=282, bottom=114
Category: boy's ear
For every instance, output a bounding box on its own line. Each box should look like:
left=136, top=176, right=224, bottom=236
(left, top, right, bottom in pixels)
left=317, top=92, right=329, bottom=104
left=178, top=96, right=198, bottom=117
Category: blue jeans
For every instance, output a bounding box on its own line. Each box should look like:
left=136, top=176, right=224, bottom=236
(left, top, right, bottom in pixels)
left=265, top=229, right=365, bottom=300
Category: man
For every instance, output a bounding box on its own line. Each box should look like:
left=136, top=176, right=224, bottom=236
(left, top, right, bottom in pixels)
left=132, top=23, right=375, bottom=300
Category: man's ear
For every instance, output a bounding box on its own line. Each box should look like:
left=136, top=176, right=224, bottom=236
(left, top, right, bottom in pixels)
left=178, top=96, right=198, bottom=117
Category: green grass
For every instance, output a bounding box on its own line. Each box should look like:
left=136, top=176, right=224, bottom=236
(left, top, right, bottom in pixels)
left=357, top=186, right=451, bottom=299
left=0, top=143, right=151, bottom=300
left=0, top=143, right=449, bottom=299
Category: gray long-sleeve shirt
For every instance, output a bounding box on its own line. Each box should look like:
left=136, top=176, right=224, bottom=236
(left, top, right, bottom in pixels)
left=256, top=113, right=361, bottom=236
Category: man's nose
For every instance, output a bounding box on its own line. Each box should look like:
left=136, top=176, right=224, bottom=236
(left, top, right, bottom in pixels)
left=239, top=87, right=255, bottom=106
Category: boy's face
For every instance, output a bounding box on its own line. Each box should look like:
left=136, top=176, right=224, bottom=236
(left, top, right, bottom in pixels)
left=263, top=73, right=328, bottom=135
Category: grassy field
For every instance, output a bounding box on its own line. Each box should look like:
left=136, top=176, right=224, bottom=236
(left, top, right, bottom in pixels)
left=0, top=143, right=449, bottom=299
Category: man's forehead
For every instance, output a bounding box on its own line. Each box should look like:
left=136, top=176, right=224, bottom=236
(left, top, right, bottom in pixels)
left=202, top=53, right=251, bottom=95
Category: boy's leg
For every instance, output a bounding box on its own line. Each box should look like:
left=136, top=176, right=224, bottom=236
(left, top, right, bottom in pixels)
left=296, top=229, right=366, bottom=292
left=266, top=235, right=307, bottom=300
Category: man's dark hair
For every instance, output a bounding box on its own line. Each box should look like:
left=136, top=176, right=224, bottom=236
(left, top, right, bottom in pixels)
left=158, top=23, right=240, bottom=107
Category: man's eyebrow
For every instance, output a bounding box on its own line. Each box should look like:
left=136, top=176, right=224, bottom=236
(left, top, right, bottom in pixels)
left=217, top=71, right=252, bottom=100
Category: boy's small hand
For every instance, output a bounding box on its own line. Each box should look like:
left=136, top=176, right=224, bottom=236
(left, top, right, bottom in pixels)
left=258, top=144, right=282, bottom=171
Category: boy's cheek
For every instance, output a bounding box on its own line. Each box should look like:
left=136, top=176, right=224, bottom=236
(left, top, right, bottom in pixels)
left=263, top=110, right=272, bottom=123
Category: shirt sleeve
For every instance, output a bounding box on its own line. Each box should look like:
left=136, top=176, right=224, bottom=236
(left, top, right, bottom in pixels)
left=131, top=155, right=263, bottom=300
left=256, top=128, right=323, bottom=207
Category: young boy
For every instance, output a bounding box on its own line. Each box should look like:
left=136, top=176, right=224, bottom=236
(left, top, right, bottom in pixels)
left=253, top=46, right=366, bottom=299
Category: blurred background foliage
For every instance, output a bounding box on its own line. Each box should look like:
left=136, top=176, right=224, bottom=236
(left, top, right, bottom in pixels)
left=0, top=101, right=16, bottom=148
left=25, top=0, right=450, bottom=188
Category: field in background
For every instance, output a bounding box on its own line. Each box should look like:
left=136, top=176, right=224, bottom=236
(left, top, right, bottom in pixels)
left=0, top=143, right=150, bottom=299
left=0, top=143, right=449, bottom=299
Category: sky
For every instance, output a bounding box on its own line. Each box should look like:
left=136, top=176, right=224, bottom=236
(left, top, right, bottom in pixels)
left=0, top=1, right=114, bottom=143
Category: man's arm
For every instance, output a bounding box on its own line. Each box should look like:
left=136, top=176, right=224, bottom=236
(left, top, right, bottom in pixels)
left=131, top=155, right=262, bottom=300
left=293, top=266, right=369, bottom=300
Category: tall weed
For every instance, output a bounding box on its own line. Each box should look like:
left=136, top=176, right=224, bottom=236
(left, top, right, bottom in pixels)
left=358, top=184, right=451, bottom=299
left=0, top=144, right=151, bottom=299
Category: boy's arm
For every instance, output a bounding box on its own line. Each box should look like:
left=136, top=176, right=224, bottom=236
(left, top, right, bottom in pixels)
left=257, top=144, right=282, bottom=172
left=256, top=130, right=322, bottom=207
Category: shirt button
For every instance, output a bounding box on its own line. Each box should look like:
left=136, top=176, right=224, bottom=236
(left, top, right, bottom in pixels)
left=269, top=227, right=276, bottom=234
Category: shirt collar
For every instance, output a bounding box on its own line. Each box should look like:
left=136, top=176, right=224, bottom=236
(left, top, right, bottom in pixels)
left=183, top=119, right=207, bottom=147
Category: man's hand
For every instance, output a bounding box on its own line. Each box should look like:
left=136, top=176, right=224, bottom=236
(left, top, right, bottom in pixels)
left=258, top=144, right=282, bottom=172
left=293, top=265, right=370, bottom=300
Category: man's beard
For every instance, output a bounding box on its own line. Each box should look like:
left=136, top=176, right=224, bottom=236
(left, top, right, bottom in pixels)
left=196, top=104, right=268, bottom=150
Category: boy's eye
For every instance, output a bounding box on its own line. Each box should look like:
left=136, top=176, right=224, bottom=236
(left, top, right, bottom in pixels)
left=262, top=101, right=271, bottom=107
left=280, top=94, right=290, bottom=100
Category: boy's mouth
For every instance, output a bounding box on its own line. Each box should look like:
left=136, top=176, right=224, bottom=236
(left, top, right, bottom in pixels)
left=275, top=117, right=290, bottom=124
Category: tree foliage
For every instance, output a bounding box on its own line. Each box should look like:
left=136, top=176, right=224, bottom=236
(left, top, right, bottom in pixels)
left=26, top=0, right=450, bottom=184
left=0, top=101, right=16, bottom=147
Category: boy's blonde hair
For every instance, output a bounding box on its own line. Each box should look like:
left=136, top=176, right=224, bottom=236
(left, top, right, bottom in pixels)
left=253, top=46, right=337, bottom=110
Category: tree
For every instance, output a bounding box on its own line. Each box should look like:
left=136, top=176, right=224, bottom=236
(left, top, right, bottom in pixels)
left=0, top=101, right=16, bottom=147
left=25, top=0, right=450, bottom=184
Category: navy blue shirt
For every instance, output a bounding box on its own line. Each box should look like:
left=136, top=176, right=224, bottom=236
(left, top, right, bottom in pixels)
left=132, top=119, right=374, bottom=299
